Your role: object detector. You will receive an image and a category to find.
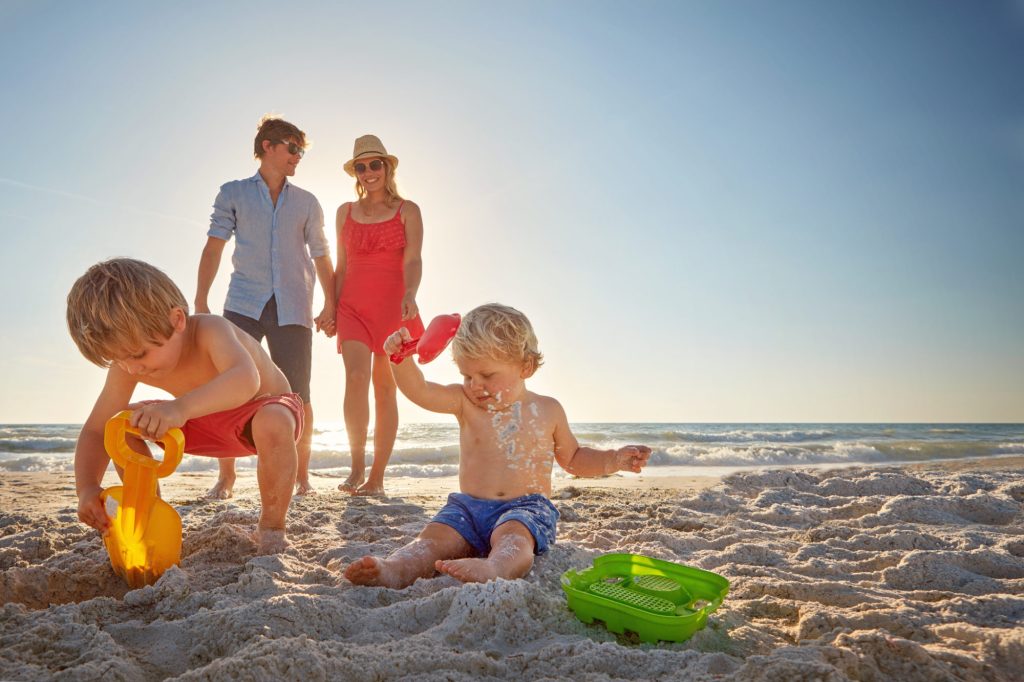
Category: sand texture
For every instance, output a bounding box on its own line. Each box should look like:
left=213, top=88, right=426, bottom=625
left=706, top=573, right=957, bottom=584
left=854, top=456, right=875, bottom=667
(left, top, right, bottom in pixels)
left=2, top=461, right=1023, bottom=681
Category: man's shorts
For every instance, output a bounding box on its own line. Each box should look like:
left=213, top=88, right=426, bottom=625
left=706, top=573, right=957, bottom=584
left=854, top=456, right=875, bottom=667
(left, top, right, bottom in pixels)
left=431, top=492, right=560, bottom=556
left=138, top=393, right=303, bottom=458
left=225, top=296, right=312, bottom=403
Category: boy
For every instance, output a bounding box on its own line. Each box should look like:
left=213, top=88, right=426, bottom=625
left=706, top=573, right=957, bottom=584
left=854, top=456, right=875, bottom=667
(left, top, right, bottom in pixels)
left=195, top=115, right=335, bottom=499
left=344, top=303, right=650, bottom=586
left=67, top=258, right=303, bottom=553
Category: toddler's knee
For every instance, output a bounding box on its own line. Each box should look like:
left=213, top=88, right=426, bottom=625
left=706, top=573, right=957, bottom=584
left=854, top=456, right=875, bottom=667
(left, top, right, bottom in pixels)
left=250, top=404, right=297, bottom=448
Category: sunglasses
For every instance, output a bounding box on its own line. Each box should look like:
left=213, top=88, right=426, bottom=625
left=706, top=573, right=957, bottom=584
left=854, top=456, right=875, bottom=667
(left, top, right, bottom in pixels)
left=354, top=159, right=384, bottom=174
left=278, top=140, right=305, bottom=158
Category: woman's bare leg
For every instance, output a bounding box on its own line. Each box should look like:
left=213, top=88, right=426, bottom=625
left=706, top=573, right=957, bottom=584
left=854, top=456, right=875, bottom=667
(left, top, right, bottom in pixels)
left=340, top=340, right=372, bottom=493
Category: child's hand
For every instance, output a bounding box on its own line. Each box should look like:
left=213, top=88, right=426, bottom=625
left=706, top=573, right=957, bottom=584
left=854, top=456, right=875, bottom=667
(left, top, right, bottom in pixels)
left=614, top=445, right=651, bottom=473
left=382, top=327, right=414, bottom=357
left=78, top=488, right=110, bottom=533
left=128, top=401, right=186, bottom=439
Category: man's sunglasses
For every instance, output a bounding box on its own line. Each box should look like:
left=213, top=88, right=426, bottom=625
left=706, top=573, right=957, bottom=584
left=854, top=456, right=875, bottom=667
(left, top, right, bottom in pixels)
left=354, top=159, right=384, bottom=174
left=278, top=141, right=305, bottom=158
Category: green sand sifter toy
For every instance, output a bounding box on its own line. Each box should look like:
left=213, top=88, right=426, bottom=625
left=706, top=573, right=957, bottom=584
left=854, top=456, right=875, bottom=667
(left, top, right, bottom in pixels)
left=561, top=553, right=729, bottom=643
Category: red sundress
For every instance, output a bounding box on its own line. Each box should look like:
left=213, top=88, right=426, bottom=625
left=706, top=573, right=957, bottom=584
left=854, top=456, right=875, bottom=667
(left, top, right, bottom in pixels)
left=336, top=201, right=424, bottom=354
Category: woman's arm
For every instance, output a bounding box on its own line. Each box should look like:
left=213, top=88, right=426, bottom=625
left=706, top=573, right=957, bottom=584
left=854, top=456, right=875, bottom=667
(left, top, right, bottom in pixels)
left=334, top=203, right=350, bottom=302
left=400, top=201, right=423, bottom=320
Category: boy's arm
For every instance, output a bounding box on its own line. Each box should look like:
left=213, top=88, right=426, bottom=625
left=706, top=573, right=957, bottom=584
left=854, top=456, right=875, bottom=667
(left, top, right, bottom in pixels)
left=552, top=401, right=651, bottom=477
left=76, top=369, right=138, bottom=531
left=130, top=318, right=260, bottom=438
left=383, top=328, right=463, bottom=415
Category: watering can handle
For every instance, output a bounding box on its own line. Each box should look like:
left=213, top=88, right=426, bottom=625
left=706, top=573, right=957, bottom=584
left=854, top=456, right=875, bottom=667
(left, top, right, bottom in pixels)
left=103, top=410, right=184, bottom=478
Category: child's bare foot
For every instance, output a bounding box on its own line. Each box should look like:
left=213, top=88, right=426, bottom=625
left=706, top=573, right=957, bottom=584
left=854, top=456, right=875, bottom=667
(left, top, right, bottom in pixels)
left=353, top=481, right=385, bottom=497
left=205, top=478, right=234, bottom=500
left=435, top=558, right=500, bottom=583
left=337, top=474, right=364, bottom=494
left=295, top=479, right=316, bottom=496
left=343, top=556, right=404, bottom=587
left=255, top=527, right=289, bottom=555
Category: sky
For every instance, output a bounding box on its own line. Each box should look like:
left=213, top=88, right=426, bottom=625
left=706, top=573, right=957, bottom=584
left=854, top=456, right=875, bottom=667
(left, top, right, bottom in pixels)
left=1, top=0, right=1022, bottom=424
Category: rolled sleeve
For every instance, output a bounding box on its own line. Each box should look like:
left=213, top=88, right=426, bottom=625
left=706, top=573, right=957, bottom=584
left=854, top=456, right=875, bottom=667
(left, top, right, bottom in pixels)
left=304, top=198, right=330, bottom=258
left=208, top=185, right=236, bottom=241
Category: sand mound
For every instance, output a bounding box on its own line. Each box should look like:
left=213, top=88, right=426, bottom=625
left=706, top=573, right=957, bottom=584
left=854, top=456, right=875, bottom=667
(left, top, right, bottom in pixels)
left=2, top=463, right=1023, bottom=680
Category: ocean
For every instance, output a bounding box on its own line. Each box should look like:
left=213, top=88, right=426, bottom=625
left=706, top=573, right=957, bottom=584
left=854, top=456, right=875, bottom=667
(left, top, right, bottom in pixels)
left=2, top=423, right=1022, bottom=480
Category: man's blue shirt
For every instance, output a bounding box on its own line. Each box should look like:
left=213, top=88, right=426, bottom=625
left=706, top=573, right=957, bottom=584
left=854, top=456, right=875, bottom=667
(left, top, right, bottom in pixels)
left=208, top=173, right=329, bottom=328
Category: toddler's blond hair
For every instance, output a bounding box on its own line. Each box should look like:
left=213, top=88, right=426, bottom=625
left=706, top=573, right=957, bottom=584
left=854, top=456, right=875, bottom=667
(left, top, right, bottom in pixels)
left=452, top=303, right=543, bottom=374
left=67, top=258, right=189, bottom=368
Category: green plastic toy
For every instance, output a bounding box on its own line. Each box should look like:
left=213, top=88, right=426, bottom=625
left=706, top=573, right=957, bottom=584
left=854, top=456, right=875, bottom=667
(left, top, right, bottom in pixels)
left=561, top=553, right=729, bottom=643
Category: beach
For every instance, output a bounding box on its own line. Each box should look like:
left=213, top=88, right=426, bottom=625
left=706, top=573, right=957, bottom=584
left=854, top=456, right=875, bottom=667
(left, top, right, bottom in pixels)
left=2, top=456, right=1022, bottom=681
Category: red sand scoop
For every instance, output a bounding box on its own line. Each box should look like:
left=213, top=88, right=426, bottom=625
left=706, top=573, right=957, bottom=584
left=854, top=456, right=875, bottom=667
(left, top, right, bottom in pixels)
left=99, top=411, right=184, bottom=588
left=389, top=313, right=461, bottom=364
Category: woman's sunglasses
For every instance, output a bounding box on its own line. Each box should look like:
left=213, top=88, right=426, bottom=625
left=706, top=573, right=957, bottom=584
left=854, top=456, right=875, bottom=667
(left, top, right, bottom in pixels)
left=278, top=141, right=305, bottom=158
left=354, top=159, right=384, bottom=174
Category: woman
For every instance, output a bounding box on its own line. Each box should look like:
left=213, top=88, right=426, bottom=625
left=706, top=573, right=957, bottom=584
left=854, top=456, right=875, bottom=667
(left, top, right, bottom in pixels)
left=334, top=135, right=424, bottom=496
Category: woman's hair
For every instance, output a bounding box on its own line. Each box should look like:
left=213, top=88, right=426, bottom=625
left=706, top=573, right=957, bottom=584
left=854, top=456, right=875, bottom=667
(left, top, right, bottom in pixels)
left=452, top=303, right=543, bottom=374
left=67, top=258, right=189, bottom=368
left=253, top=114, right=307, bottom=159
left=355, top=157, right=403, bottom=203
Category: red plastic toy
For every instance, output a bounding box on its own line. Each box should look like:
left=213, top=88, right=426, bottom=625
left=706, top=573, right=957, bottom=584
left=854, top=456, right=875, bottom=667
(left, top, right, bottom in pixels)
left=390, top=313, right=461, bottom=364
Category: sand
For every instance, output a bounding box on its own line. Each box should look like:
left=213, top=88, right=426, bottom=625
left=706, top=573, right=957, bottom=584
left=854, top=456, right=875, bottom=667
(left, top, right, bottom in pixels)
left=1, top=459, right=1022, bottom=681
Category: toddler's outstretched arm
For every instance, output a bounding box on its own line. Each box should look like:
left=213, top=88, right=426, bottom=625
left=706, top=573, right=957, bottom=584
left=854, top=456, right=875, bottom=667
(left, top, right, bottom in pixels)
left=383, top=328, right=463, bottom=415
left=551, top=400, right=651, bottom=476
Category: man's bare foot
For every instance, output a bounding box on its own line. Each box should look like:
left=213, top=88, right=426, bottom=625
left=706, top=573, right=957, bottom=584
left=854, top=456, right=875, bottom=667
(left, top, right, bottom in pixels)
left=295, top=479, right=316, bottom=496
left=343, top=556, right=404, bottom=587
left=338, top=474, right=364, bottom=494
left=352, top=481, right=385, bottom=497
left=255, top=527, right=289, bottom=555
left=435, top=558, right=501, bottom=583
left=205, top=478, right=234, bottom=500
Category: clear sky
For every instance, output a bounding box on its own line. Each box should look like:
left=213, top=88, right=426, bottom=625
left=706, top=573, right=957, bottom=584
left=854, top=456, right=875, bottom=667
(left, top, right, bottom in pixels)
left=1, top=1, right=1022, bottom=424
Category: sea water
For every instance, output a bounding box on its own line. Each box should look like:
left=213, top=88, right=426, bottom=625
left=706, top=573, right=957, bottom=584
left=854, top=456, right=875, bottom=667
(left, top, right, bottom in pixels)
left=2, top=423, right=1022, bottom=478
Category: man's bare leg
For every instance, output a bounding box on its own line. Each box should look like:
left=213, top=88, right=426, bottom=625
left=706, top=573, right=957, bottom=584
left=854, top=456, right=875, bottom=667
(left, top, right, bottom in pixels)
left=207, top=458, right=236, bottom=499
left=249, top=404, right=298, bottom=554
left=436, top=521, right=536, bottom=583
left=295, top=402, right=315, bottom=495
left=344, top=523, right=472, bottom=588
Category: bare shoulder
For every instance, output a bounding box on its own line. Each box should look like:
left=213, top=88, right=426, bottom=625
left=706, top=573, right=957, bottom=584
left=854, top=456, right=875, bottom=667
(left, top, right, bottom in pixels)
left=524, top=391, right=567, bottom=423
left=336, top=202, right=352, bottom=221
left=400, top=199, right=421, bottom=220
left=190, top=314, right=238, bottom=346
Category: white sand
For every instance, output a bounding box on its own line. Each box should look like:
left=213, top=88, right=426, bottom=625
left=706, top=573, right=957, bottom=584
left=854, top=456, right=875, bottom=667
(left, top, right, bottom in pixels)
left=1, top=459, right=1022, bottom=681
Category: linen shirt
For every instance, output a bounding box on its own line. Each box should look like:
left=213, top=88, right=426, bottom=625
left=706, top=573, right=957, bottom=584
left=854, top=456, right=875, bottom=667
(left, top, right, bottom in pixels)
left=208, top=173, right=329, bottom=328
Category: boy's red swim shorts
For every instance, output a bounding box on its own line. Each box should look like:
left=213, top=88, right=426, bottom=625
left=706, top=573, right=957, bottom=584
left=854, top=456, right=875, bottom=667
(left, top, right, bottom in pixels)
left=139, top=393, right=304, bottom=458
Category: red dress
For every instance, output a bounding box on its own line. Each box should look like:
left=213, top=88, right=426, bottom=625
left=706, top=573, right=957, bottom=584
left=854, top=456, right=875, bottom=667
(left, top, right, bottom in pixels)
left=336, top=201, right=424, bottom=354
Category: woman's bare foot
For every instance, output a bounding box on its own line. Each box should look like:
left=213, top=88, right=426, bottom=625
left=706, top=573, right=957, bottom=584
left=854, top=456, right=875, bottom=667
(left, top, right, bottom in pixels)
left=205, top=478, right=234, bottom=500
left=352, top=481, right=385, bottom=497
left=295, top=479, right=316, bottom=496
left=343, top=556, right=404, bottom=587
left=337, top=473, right=364, bottom=494
left=255, top=527, right=289, bottom=555
left=435, top=558, right=500, bottom=583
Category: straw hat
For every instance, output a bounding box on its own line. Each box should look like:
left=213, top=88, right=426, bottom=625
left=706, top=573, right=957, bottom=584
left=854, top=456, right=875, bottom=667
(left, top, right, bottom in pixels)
left=343, top=134, right=399, bottom=177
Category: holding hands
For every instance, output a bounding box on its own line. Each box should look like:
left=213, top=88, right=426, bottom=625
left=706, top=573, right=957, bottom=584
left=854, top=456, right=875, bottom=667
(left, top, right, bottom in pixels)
left=614, top=445, right=652, bottom=473
left=315, top=304, right=337, bottom=338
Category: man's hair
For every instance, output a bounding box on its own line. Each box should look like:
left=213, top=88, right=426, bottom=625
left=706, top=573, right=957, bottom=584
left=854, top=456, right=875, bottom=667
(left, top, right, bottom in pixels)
left=452, top=303, right=543, bottom=373
left=67, top=258, right=189, bottom=368
left=253, top=115, right=307, bottom=159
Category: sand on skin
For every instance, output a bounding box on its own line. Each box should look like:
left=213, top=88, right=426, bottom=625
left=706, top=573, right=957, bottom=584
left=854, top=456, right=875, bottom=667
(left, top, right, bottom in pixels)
left=1, top=459, right=1022, bottom=681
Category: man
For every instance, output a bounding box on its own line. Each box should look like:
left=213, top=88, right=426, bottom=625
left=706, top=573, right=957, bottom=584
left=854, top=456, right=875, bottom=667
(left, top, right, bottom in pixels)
left=195, top=115, right=334, bottom=498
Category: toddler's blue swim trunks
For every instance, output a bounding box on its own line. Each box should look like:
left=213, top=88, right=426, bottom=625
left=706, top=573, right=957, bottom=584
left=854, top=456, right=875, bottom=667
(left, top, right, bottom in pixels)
left=431, top=492, right=560, bottom=556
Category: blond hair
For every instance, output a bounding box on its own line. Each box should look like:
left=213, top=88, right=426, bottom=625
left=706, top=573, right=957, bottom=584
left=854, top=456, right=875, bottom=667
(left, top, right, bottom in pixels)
left=67, top=258, right=189, bottom=368
left=253, top=114, right=307, bottom=159
left=452, top=303, right=543, bottom=373
left=354, top=157, right=403, bottom=203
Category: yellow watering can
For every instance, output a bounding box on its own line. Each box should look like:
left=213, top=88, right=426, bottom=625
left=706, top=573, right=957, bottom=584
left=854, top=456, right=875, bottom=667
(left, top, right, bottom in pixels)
left=99, top=410, right=184, bottom=588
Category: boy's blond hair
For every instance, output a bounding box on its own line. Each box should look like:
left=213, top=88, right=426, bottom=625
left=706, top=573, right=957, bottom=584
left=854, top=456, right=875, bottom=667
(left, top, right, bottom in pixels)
left=67, top=258, right=189, bottom=368
left=452, top=303, right=543, bottom=374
